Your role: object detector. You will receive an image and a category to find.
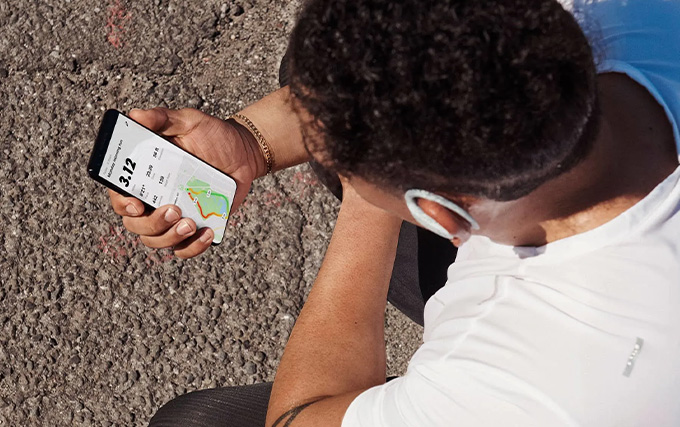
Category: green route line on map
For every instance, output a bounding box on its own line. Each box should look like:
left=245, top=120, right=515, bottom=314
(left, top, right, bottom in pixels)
left=182, top=177, right=231, bottom=219
left=186, top=188, right=230, bottom=209
left=186, top=189, right=230, bottom=219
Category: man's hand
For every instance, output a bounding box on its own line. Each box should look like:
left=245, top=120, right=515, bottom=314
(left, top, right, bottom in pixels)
left=108, top=107, right=263, bottom=259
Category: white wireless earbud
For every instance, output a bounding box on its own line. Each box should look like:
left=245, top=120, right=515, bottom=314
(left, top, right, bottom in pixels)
left=404, top=189, right=480, bottom=240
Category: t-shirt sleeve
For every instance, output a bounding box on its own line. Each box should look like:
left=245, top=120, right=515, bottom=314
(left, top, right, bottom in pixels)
left=341, top=361, right=577, bottom=427
left=572, top=0, right=680, bottom=152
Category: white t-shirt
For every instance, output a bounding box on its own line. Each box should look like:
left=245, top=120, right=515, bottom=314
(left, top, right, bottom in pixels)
left=343, top=1, right=680, bottom=426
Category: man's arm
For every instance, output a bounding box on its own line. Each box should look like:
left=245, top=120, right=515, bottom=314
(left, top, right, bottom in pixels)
left=266, top=184, right=402, bottom=426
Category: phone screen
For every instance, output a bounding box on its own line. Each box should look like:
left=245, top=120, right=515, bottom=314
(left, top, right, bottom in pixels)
left=97, top=113, right=236, bottom=244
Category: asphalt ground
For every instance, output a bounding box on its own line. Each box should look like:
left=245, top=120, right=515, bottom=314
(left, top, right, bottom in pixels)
left=0, top=1, right=422, bottom=425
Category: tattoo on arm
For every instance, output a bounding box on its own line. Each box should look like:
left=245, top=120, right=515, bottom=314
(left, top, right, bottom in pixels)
left=272, top=398, right=325, bottom=427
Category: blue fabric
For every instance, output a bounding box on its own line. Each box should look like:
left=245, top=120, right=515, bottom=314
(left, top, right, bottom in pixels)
left=573, top=0, right=680, bottom=154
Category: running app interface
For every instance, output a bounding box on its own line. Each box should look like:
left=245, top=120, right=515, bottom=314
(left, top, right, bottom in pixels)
left=98, top=114, right=236, bottom=244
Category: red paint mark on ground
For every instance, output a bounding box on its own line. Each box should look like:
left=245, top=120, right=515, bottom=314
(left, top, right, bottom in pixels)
left=97, top=224, right=174, bottom=267
left=263, top=190, right=285, bottom=207
left=292, top=171, right=320, bottom=187
left=144, top=249, right=174, bottom=268
left=97, top=225, right=139, bottom=260
left=229, top=211, right=243, bottom=227
left=291, top=170, right=321, bottom=199
left=106, top=0, right=131, bottom=48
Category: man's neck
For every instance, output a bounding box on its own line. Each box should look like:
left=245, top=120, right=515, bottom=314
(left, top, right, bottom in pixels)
left=475, top=73, right=678, bottom=247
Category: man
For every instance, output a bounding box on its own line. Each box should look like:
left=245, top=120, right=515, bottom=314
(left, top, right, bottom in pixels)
left=110, top=0, right=680, bottom=425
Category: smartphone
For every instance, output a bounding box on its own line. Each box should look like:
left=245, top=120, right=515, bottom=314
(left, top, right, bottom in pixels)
left=88, top=109, right=237, bottom=245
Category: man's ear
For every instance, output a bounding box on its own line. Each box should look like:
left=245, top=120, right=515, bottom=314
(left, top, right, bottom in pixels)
left=417, top=198, right=471, bottom=246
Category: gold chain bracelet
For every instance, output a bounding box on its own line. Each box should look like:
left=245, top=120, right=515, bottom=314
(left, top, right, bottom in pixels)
left=229, top=113, right=275, bottom=175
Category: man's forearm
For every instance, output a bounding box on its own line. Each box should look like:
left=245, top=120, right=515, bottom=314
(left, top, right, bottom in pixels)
left=266, top=192, right=402, bottom=426
left=237, top=86, right=311, bottom=176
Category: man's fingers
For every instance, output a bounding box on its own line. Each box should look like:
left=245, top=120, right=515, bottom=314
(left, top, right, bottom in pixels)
left=122, top=205, right=187, bottom=237
left=109, top=189, right=144, bottom=217
left=138, top=218, right=199, bottom=250
left=128, top=108, right=168, bottom=132
left=172, top=228, right=214, bottom=259
left=129, top=107, right=204, bottom=137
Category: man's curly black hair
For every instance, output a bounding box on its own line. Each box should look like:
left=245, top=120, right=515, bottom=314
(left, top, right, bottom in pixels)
left=288, top=0, right=599, bottom=201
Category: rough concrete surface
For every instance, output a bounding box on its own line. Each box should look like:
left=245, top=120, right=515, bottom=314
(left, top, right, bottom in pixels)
left=0, top=1, right=422, bottom=425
